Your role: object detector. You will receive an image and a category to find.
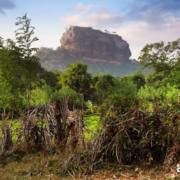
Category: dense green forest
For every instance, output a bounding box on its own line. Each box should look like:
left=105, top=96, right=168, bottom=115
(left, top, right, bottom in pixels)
left=0, top=15, right=179, bottom=179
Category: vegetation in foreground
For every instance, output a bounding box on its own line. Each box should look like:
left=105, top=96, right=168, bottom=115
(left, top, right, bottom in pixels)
left=0, top=15, right=179, bottom=179
left=0, top=152, right=179, bottom=179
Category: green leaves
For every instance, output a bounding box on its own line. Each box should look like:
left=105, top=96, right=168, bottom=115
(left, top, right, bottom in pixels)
left=0, top=14, right=51, bottom=114
left=15, top=14, right=39, bottom=58
left=53, top=86, right=83, bottom=110
left=138, top=84, right=180, bottom=112
left=95, top=74, right=119, bottom=104
left=139, top=39, right=180, bottom=74
left=61, top=63, right=93, bottom=100
left=28, top=83, right=53, bottom=107
left=100, top=80, right=137, bottom=121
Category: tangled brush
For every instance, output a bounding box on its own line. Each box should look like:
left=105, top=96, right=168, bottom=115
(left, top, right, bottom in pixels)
left=62, top=107, right=179, bottom=174
left=91, top=108, right=180, bottom=166
left=0, top=98, right=84, bottom=153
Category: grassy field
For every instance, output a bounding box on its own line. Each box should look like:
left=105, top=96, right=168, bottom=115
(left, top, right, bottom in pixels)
left=0, top=152, right=179, bottom=180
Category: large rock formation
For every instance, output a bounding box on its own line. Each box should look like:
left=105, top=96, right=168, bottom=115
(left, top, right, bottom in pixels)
left=37, top=26, right=141, bottom=76
left=60, top=26, right=131, bottom=62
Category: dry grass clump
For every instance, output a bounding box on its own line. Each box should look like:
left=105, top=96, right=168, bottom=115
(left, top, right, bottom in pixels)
left=62, top=108, right=179, bottom=174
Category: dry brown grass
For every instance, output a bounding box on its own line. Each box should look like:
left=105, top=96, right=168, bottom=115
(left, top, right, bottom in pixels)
left=0, top=152, right=179, bottom=180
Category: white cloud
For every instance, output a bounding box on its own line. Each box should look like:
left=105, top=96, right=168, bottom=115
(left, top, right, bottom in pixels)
left=73, top=3, right=93, bottom=13
left=62, top=8, right=122, bottom=27
left=62, top=14, right=90, bottom=27
left=115, top=16, right=180, bottom=58
left=86, top=9, right=122, bottom=26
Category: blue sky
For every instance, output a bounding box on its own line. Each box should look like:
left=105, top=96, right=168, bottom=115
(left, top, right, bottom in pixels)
left=0, top=0, right=180, bottom=58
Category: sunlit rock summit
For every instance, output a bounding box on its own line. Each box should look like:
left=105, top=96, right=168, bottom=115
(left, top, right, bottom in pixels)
left=60, top=26, right=131, bottom=62
left=37, top=26, right=141, bottom=75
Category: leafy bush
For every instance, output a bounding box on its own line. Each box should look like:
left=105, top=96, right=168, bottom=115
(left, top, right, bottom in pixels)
left=94, top=74, right=119, bottom=104
left=84, top=114, right=101, bottom=141
left=138, top=85, right=180, bottom=112
left=131, top=72, right=146, bottom=89
left=28, top=83, right=53, bottom=107
left=53, top=86, right=84, bottom=110
left=61, top=63, right=93, bottom=100
left=100, top=80, right=137, bottom=121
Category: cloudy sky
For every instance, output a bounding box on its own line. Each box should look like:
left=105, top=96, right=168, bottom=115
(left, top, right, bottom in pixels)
left=0, top=0, right=180, bottom=58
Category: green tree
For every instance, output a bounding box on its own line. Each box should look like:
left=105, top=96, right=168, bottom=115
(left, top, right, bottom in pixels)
left=95, top=74, right=119, bottom=104
left=0, top=39, right=27, bottom=114
left=53, top=86, right=83, bottom=110
left=0, top=74, right=13, bottom=111
left=15, top=14, right=38, bottom=58
left=131, top=73, right=146, bottom=89
left=14, top=14, right=49, bottom=106
left=15, top=14, right=57, bottom=88
left=0, top=15, right=50, bottom=115
left=139, top=39, right=180, bottom=74
left=100, top=80, right=137, bottom=122
left=61, top=63, right=93, bottom=100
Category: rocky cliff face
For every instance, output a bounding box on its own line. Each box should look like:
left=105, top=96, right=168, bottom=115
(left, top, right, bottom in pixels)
left=37, top=26, right=141, bottom=76
left=60, top=26, right=131, bottom=62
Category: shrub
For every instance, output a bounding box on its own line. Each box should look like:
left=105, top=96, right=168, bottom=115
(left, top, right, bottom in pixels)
left=138, top=85, right=180, bottom=112
left=27, top=83, right=53, bottom=107
left=100, top=80, right=137, bottom=122
left=53, top=86, right=84, bottom=110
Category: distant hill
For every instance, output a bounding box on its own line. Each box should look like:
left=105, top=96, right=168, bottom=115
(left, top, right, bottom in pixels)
left=37, top=26, right=144, bottom=76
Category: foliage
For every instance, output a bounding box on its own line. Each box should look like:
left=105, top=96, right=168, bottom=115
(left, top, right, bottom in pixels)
left=165, top=68, right=180, bottom=88
left=139, top=39, right=180, bottom=74
left=51, top=70, right=62, bottom=88
left=15, top=14, right=39, bottom=58
left=138, top=85, right=180, bottom=112
left=94, top=74, right=120, bottom=104
left=93, top=108, right=179, bottom=166
left=85, top=100, right=98, bottom=114
left=0, top=15, right=57, bottom=115
left=28, top=83, right=53, bottom=107
left=100, top=80, right=137, bottom=121
left=53, top=86, right=83, bottom=110
left=0, top=75, right=14, bottom=110
left=61, top=63, right=93, bottom=100
left=0, top=43, right=28, bottom=111
left=131, top=72, right=146, bottom=89
left=84, top=114, right=101, bottom=141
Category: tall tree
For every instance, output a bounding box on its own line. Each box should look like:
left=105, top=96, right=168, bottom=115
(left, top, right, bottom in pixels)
left=139, top=39, right=180, bottom=74
left=14, top=14, right=42, bottom=106
left=0, top=38, right=27, bottom=114
left=95, top=74, right=119, bottom=104
left=62, top=63, right=92, bottom=100
left=15, top=14, right=39, bottom=58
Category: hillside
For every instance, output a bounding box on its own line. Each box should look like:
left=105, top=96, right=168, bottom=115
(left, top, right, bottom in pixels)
left=37, top=26, right=142, bottom=75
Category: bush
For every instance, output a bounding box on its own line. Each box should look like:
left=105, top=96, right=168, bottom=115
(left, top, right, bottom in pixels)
left=27, top=83, right=53, bottom=107
left=84, top=114, right=101, bottom=141
left=61, top=63, right=93, bottom=100
left=138, top=85, right=180, bottom=112
left=53, top=86, right=84, bottom=110
left=100, top=80, right=137, bottom=122
left=90, top=108, right=180, bottom=166
left=94, top=74, right=120, bottom=104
